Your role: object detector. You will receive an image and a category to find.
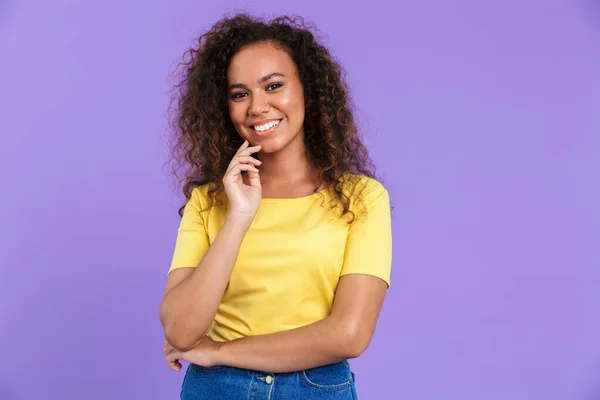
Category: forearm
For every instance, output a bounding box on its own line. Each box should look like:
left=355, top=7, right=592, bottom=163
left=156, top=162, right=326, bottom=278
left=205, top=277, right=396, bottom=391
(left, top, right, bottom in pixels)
left=215, top=315, right=363, bottom=373
left=160, top=215, right=250, bottom=351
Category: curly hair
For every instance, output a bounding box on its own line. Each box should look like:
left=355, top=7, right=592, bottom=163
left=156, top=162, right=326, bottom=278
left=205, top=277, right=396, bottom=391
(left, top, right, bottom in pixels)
left=167, top=13, right=377, bottom=223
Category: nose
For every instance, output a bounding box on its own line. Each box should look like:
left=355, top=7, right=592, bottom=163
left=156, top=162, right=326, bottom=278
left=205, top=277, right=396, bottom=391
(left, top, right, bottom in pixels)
left=248, top=93, right=270, bottom=116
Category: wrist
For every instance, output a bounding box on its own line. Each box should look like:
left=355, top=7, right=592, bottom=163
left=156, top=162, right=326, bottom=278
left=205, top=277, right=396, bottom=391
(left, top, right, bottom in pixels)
left=225, top=212, right=255, bottom=231
left=212, top=339, right=230, bottom=366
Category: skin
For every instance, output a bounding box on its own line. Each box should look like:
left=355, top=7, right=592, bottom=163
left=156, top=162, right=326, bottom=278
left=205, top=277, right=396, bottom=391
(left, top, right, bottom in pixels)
left=160, top=41, right=388, bottom=374
left=227, top=41, right=321, bottom=198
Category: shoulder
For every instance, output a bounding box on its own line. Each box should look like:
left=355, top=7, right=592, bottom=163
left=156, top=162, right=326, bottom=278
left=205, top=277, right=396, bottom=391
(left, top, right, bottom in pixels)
left=339, top=174, right=388, bottom=205
left=188, top=182, right=221, bottom=210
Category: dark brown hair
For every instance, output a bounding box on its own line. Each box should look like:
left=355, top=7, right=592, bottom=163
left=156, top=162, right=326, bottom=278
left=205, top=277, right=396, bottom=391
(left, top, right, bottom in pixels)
left=167, top=13, right=377, bottom=222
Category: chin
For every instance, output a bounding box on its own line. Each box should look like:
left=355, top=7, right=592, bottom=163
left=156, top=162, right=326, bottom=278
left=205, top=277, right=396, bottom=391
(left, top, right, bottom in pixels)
left=253, top=140, right=281, bottom=154
left=246, top=132, right=283, bottom=152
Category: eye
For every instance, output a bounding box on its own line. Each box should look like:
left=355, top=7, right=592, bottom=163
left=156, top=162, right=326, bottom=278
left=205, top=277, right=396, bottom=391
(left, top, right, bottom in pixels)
left=230, top=92, right=248, bottom=100
left=266, top=83, right=283, bottom=91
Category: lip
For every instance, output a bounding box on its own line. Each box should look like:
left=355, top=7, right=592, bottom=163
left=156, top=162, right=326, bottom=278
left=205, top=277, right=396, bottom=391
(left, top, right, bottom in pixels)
left=250, top=118, right=282, bottom=137
left=249, top=118, right=281, bottom=127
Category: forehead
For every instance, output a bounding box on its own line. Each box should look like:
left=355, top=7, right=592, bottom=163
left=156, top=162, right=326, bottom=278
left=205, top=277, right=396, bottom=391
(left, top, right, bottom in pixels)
left=227, top=42, right=297, bottom=83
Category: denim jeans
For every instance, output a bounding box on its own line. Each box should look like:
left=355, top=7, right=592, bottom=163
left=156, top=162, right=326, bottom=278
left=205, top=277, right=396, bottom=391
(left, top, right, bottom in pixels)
left=180, top=360, right=358, bottom=399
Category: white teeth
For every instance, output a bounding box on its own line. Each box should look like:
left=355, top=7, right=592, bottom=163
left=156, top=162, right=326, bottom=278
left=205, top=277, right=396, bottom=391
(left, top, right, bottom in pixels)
left=254, top=120, right=280, bottom=132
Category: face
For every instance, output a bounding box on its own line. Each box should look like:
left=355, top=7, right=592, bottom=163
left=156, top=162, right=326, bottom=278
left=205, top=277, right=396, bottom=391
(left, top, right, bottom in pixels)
left=227, top=41, right=305, bottom=154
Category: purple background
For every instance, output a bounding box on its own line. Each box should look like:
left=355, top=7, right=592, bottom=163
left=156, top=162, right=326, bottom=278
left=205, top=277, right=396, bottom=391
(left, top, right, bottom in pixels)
left=1, top=0, right=599, bottom=399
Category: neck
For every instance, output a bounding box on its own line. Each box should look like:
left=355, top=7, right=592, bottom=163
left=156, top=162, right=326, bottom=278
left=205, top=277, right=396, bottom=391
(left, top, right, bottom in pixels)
left=257, top=134, right=315, bottom=184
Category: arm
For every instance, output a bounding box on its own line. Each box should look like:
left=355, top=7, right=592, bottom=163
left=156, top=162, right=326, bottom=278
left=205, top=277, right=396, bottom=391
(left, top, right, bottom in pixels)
left=165, top=180, right=392, bottom=371
left=213, top=182, right=392, bottom=372
left=159, top=215, right=251, bottom=352
left=214, top=274, right=388, bottom=373
left=160, top=141, right=262, bottom=352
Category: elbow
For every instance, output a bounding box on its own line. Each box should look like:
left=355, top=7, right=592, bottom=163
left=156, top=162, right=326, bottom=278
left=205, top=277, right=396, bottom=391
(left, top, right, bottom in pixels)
left=163, top=326, right=202, bottom=352
left=339, top=325, right=372, bottom=359
left=159, top=308, right=204, bottom=352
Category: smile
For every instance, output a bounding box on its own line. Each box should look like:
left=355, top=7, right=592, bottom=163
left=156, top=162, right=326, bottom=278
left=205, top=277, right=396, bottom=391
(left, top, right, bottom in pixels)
left=252, top=119, right=282, bottom=135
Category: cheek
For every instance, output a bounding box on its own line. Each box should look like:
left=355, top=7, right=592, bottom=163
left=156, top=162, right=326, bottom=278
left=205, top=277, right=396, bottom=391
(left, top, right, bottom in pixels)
left=228, top=103, right=245, bottom=125
left=228, top=104, right=251, bottom=139
left=278, top=91, right=304, bottom=119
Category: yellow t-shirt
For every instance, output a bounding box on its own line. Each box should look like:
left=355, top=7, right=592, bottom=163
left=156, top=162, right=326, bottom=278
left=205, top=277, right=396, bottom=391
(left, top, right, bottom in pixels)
left=168, top=174, right=392, bottom=342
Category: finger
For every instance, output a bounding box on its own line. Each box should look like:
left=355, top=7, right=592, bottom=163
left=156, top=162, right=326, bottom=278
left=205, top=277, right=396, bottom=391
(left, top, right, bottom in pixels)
left=234, top=156, right=262, bottom=166
left=226, top=155, right=262, bottom=171
left=234, top=140, right=250, bottom=155
left=168, top=360, right=182, bottom=372
left=236, top=145, right=262, bottom=157
left=247, top=168, right=262, bottom=189
left=224, top=163, right=260, bottom=181
left=164, top=347, right=174, bottom=357
left=166, top=356, right=182, bottom=372
left=173, top=361, right=182, bottom=372
left=163, top=342, right=174, bottom=356
left=166, top=351, right=181, bottom=363
left=225, top=156, right=262, bottom=175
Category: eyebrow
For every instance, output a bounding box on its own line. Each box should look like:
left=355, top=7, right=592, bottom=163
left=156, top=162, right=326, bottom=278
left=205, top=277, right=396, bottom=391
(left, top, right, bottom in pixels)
left=228, top=72, right=285, bottom=91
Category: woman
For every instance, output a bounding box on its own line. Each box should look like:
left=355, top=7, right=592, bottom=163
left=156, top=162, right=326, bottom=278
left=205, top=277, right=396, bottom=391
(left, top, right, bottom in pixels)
left=159, top=13, right=392, bottom=399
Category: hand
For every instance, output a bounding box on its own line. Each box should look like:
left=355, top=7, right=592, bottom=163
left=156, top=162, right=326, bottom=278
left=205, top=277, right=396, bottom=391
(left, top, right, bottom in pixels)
left=163, top=337, right=222, bottom=372
left=223, top=140, right=262, bottom=221
left=163, top=339, right=182, bottom=372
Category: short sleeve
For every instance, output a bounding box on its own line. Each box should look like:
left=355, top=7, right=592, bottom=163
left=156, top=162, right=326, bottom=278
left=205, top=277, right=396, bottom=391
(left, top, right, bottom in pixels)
left=340, top=181, right=392, bottom=287
left=168, top=187, right=211, bottom=274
